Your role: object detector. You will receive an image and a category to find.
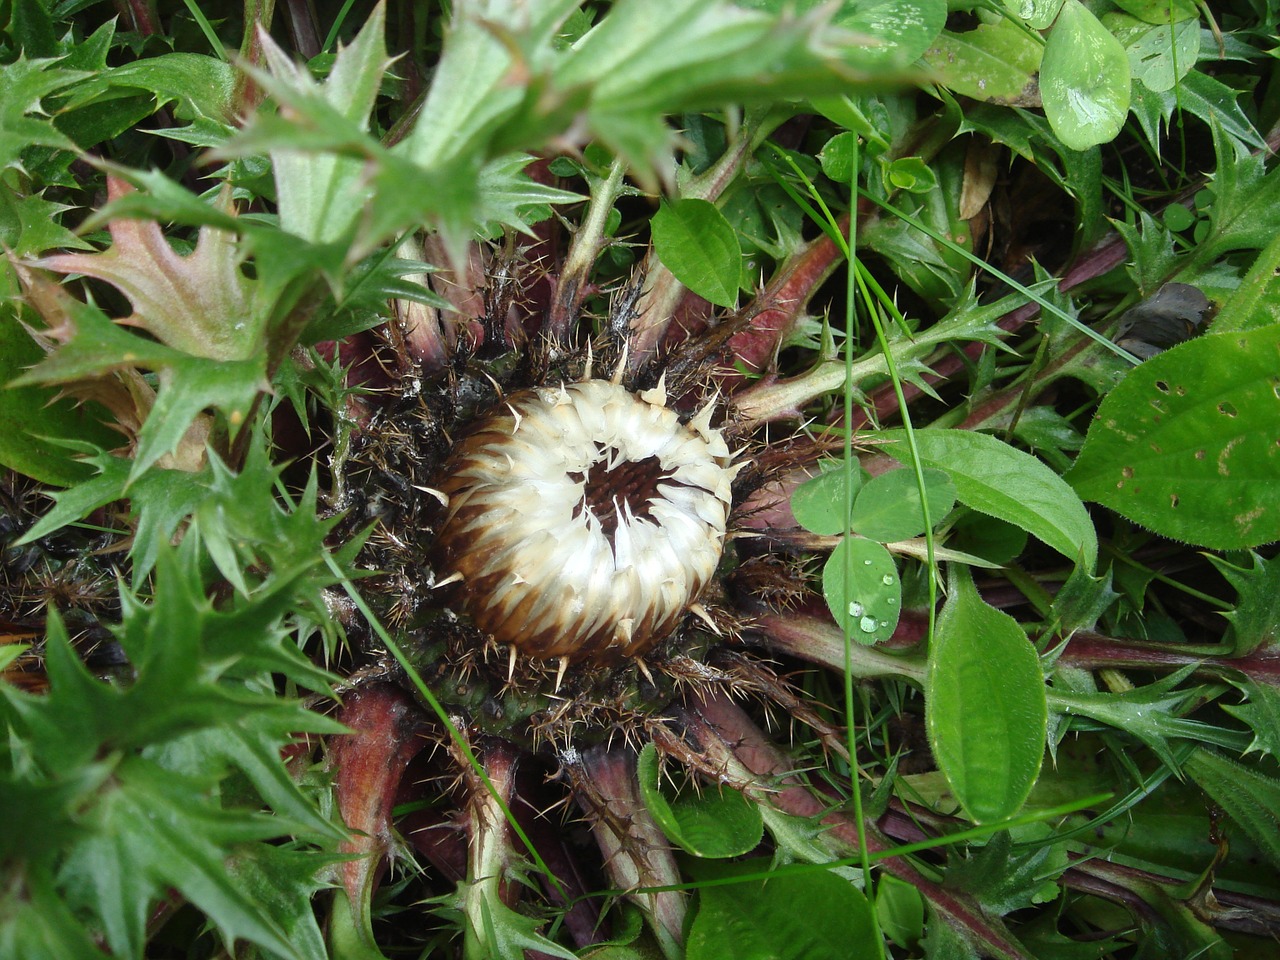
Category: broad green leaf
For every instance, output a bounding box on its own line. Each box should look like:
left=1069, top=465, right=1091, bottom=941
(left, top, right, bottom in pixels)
left=637, top=743, right=763, bottom=858
left=927, top=568, right=1046, bottom=823
left=882, top=156, right=938, bottom=194
left=921, top=21, right=1041, bottom=105
left=1003, top=0, right=1064, bottom=29
left=875, top=873, right=925, bottom=950
left=1040, top=1, right=1130, bottom=151
left=818, top=131, right=857, bottom=184
left=651, top=199, right=741, bottom=309
left=822, top=537, right=900, bottom=645
left=791, top=463, right=860, bottom=535
left=874, top=428, right=1098, bottom=570
left=1108, top=14, right=1199, bottom=94
left=850, top=467, right=955, bottom=542
left=1067, top=325, right=1280, bottom=550
left=1185, top=748, right=1280, bottom=871
left=834, top=0, right=946, bottom=66
left=1112, top=0, right=1197, bottom=22
left=685, top=858, right=878, bottom=960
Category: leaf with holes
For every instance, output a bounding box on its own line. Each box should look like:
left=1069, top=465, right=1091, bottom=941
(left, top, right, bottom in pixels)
left=1067, top=325, right=1280, bottom=549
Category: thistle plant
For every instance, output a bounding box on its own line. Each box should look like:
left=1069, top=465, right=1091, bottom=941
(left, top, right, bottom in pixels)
left=4, top=2, right=1280, bottom=960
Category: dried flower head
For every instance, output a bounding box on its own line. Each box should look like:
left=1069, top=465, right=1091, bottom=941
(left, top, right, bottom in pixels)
left=433, top=378, right=738, bottom=661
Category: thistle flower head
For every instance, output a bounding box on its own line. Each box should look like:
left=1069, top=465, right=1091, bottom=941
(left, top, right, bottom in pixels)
left=434, top=379, right=738, bottom=661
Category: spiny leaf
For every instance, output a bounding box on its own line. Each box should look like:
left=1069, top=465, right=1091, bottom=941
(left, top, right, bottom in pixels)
left=1204, top=552, right=1280, bottom=656
left=0, top=54, right=87, bottom=171
left=1223, top=681, right=1280, bottom=759
left=37, top=178, right=265, bottom=361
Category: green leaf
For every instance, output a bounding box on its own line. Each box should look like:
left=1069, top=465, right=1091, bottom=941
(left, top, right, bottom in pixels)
left=1111, top=0, right=1197, bottom=22
left=0, top=180, right=89, bottom=256
left=926, top=568, right=1046, bottom=823
left=260, top=4, right=392, bottom=244
left=0, top=316, right=117, bottom=486
left=791, top=462, right=860, bottom=535
left=1049, top=667, right=1214, bottom=770
left=68, top=52, right=235, bottom=125
left=875, top=873, right=925, bottom=950
left=0, top=864, right=108, bottom=960
left=0, top=54, right=86, bottom=171
left=822, top=537, right=901, bottom=645
left=1223, top=681, right=1280, bottom=758
left=1003, top=0, right=1065, bottom=29
left=461, top=881, right=578, bottom=960
left=945, top=829, right=1067, bottom=914
left=1067, top=325, right=1280, bottom=550
left=922, top=21, right=1041, bottom=105
left=850, top=467, right=955, bottom=542
left=833, top=0, right=946, bottom=67
left=71, top=757, right=309, bottom=960
left=1204, top=552, right=1280, bottom=656
left=882, top=156, right=938, bottom=194
left=651, top=198, right=741, bottom=308
left=1111, top=14, right=1199, bottom=94
left=637, top=743, right=763, bottom=858
left=1040, top=1, right=1130, bottom=151
left=1185, top=748, right=1280, bottom=871
left=874, top=428, right=1098, bottom=570
left=685, top=858, right=878, bottom=960
left=1196, top=123, right=1280, bottom=263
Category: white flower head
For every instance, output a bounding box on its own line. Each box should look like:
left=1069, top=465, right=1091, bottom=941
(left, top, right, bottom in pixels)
left=434, top=380, right=739, bottom=661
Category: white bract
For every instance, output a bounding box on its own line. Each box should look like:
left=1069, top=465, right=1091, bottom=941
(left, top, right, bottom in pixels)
left=434, top=379, right=738, bottom=660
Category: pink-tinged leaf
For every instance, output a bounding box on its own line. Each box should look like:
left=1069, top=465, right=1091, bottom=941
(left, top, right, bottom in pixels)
left=36, top=177, right=262, bottom=361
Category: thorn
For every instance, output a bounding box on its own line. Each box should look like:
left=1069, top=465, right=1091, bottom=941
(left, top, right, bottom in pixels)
left=432, top=571, right=464, bottom=589
left=506, top=402, right=523, bottom=434
left=508, top=644, right=518, bottom=682
left=689, top=602, right=721, bottom=634
left=635, top=656, right=655, bottom=686
left=555, top=656, right=570, bottom=693
left=583, top=339, right=594, bottom=381
left=611, top=342, right=629, bottom=385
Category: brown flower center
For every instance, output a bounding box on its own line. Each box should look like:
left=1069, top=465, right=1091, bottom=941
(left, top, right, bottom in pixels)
left=570, top=447, right=669, bottom=541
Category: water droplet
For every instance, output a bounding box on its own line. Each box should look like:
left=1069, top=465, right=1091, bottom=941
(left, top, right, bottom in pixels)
left=858, top=615, right=878, bottom=633
left=881, top=574, right=894, bottom=585
left=863, top=559, right=873, bottom=566
left=887, top=597, right=897, bottom=605
left=847, top=601, right=864, bottom=618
